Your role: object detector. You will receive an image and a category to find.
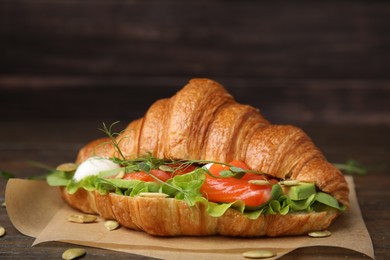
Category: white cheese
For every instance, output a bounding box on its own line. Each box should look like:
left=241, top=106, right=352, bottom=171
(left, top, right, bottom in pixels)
left=204, top=163, right=214, bottom=169
left=73, top=157, right=120, bottom=182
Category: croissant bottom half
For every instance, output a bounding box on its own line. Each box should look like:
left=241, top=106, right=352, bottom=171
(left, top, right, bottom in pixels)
left=61, top=187, right=339, bottom=237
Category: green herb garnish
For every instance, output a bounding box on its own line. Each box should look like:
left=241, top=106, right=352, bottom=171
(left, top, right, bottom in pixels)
left=99, top=121, right=126, bottom=160
left=0, top=170, right=15, bottom=180
left=333, top=160, right=368, bottom=175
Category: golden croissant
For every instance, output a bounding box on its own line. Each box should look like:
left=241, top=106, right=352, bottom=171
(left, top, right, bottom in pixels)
left=52, top=78, right=349, bottom=237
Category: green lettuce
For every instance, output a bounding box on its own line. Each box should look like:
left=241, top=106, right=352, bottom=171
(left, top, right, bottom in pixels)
left=46, top=167, right=345, bottom=219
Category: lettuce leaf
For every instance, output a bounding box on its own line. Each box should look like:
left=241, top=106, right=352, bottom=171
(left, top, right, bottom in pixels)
left=314, top=192, right=346, bottom=211
left=46, top=170, right=73, bottom=186
left=47, top=167, right=345, bottom=219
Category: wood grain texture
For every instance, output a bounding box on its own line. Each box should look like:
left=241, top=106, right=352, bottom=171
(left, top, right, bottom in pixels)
left=0, top=1, right=389, bottom=126
left=0, top=1, right=389, bottom=78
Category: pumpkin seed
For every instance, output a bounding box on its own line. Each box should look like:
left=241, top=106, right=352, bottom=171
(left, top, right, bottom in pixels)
left=243, top=250, right=276, bottom=259
left=62, top=248, right=86, bottom=260
left=0, top=226, right=5, bottom=237
left=56, top=163, right=77, bottom=172
left=115, top=170, right=125, bottom=179
left=68, top=214, right=97, bottom=223
left=159, top=165, right=175, bottom=172
left=279, top=179, right=300, bottom=186
left=104, top=220, right=120, bottom=231
left=1, top=201, right=5, bottom=207
left=308, top=230, right=332, bottom=238
left=139, top=192, right=169, bottom=198
left=248, top=180, right=270, bottom=185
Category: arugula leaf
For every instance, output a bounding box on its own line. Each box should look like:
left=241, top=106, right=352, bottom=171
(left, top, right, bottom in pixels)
left=314, top=192, right=345, bottom=211
left=0, top=170, right=15, bottom=180
left=333, top=160, right=368, bottom=175
left=218, top=170, right=234, bottom=177
left=138, top=161, right=151, bottom=172
left=46, top=170, right=73, bottom=186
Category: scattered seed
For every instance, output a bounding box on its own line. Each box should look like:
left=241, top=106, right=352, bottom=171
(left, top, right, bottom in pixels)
left=248, top=180, right=270, bottom=185
left=159, top=165, right=175, bottom=172
left=115, top=170, right=125, bottom=179
left=243, top=250, right=276, bottom=259
left=279, top=180, right=300, bottom=186
left=104, top=220, right=120, bottom=231
left=0, top=226, right=5, bottom=237
left=62, top=248, right=86, bottom=260
left=308, top=230, right=332, bottom=238
left=56, top=163, right=77, bottom=172
left=139, top=192, right=169, bottom=198
left=68, top=214, right=97, bottom=223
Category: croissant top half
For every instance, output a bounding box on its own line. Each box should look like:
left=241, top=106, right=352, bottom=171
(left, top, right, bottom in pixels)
left=77, top=78, right=349, bottom=207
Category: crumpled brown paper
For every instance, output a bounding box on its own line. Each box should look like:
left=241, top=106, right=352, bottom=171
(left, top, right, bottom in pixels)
left=5, top=176, right=374, bottom=259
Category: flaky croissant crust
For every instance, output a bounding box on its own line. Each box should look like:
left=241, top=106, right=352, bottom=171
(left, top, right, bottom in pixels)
left=76, top=78, right=349, bottom=207
left=66, top=78, right=349, bottom=237
left=60, top=187, right=339, bottom=237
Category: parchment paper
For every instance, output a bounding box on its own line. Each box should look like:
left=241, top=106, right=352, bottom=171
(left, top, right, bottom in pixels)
left=5, top=176, right=374, bottom=259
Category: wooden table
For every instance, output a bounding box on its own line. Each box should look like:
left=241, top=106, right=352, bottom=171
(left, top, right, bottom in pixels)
left=0, top=120, right=388, bottom=259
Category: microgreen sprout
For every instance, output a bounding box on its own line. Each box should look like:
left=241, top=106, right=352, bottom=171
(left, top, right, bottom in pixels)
left=99, top=121, right=126, bottom=160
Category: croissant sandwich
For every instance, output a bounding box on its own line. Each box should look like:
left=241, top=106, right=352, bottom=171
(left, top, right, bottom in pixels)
left=47, top=78, right=349, bottom=237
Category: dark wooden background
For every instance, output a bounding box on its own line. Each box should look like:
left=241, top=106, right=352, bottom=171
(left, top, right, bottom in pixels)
left=1, top=0, right=389, bottom=125
left=0, top=0, right=389, bottom=259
